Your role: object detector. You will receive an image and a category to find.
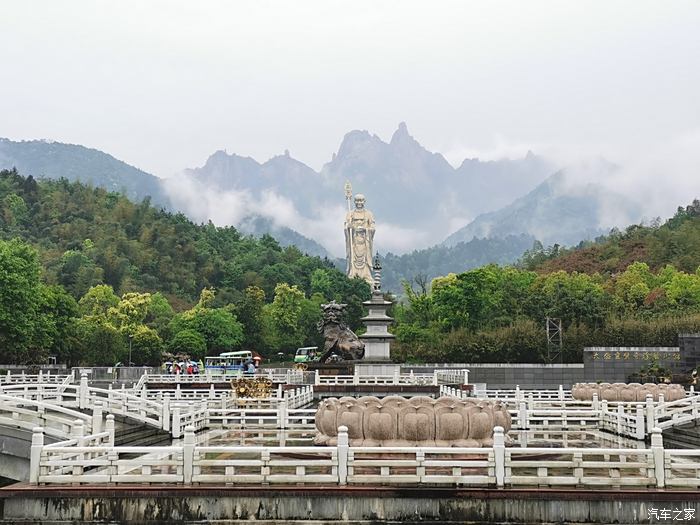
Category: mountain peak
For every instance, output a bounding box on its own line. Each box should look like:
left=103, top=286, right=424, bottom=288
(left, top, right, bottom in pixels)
left=390, top=121, right=412, bottom=144
left=335, top=129, right=383, bottom=160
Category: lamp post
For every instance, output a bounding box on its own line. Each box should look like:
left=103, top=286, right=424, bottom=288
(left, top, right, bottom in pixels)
left=128, top=334, right=133, bottom=367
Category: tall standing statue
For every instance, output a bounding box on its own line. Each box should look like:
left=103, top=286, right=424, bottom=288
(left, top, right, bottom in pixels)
left=344, top=184, right=375, bottom=285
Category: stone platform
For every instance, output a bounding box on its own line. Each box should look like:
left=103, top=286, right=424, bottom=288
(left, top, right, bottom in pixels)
left=313, top=384, right=441, bottom=398
left=2, top=485, right=699, bottom=524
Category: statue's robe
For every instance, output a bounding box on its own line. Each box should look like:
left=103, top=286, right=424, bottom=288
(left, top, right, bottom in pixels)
left=344, top=208, right=375, bottom=285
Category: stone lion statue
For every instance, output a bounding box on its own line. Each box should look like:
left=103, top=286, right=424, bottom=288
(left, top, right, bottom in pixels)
left=317, top=301, right=365, bottom=362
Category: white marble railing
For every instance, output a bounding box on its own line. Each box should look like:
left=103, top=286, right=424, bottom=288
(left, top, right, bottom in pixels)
left=0, top=371, right=70, bottom=385
left=0, top=378, right=316, bottom=439
left=440, top=385, right=700, bottom=440
left=31, top=426, right=700, bottom=488
left=0, top=393, right=93, bottom=440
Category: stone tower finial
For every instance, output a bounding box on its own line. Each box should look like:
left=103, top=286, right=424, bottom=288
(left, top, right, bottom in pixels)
left=372, top=252, right=381, bottom=292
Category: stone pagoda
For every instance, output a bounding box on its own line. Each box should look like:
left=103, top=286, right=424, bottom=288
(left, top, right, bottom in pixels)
left=359, top=253, right=394, bottom=361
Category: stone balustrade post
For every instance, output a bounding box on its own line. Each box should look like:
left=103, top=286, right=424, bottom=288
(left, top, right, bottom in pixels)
left=353, top=368, right=359, bottom=386
left=278, top=399, right=288, bottom=429
left=651, top=427, right=665, bottom=488
left=646, top=394, right=655, bottom=433
left=79, top=372, right=88, bottom=409
left=286, top=369, right=291, bottom=384
left=162, top=397, right=171, bottom=432
left=172, top=407, right=181, bottom=438
left=558, top=385, right=564, bottom=401
left=277, top=383, right=283, bottom=398
left=432, top=370, right=438, bottom=386
left=209, top=384, right=215, bottom=400
left=393, top=368, right=400, bottom=385
left=635, top=404, right=645, bottom=440
left=92, top=401, right=103, bottom=434
left=690, top=386, right=695, bottom=395
left=518, top=401, right=528, bottom=430
left=314, top=370, right=320, bottom=386
left=515, top=385, right=521, bottom=402
left=600, top=400, right=608, bottom=430
left=29, top=427, right=44, bottom=485
left=616, top=403, right=624, bottom=435
left=175, top=384, right=181, bottom=400
left=105, top=415, right=115, bottom=446
left=183, top=425, right=195, bottom=484
left=658, top=394, right=665, bottom=416
left=337, top=425, right=349, bottom=485
left=493, top=426, right=505, bottom=488
left=71, top=419, right=85, bottom=480
left=592, top=393, right=599, bottom=411
left=71, top=419, right=85, bottom=439
left=463, top=369, right=469, bottom=386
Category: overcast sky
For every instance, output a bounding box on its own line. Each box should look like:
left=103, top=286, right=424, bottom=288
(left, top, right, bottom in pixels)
left=1, top=1, right=700, bottom=184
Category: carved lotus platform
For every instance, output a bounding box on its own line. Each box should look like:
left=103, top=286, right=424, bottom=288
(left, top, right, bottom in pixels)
left=314, top=395, right=511, bottom=447
left=571, top=382, right=685, bottom=402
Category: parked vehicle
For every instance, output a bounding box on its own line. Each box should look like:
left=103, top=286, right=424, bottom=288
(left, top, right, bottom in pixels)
left=204, top=351, right=253, bottom=376
left=294, top=346, right=318, bottom=364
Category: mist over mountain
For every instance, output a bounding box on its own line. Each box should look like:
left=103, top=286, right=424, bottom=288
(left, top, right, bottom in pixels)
left=443, top=169, right=644, bottom=248
left=0, top=131, right=646, bottom=295
left=379, top=234, right=536, bottom=294
left=0, top=138, right=328, bottom=257
left=170, top=122, right=556, bottom=256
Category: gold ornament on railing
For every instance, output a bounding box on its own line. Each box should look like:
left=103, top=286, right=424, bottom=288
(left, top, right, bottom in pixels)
left=230, top=377, right=273, bottom=399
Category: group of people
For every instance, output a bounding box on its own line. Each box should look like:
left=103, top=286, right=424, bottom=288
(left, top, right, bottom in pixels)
left=162, top=360, right=202, bottom=375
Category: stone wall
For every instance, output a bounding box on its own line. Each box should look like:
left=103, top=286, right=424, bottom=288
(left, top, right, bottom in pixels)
left=583, top=347, right=681, bottom=382
left=2, top=487, right=698, bottom=524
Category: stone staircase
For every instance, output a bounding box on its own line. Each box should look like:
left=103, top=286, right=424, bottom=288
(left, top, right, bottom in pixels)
left=113, top=418, right=171, bottom=447
left=662, top=421, right=700, bottom=449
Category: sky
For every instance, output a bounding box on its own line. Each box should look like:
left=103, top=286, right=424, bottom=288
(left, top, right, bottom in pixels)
left=1, top=1, right=699, bottom=178
left=1, top=0, right=700, bottom=257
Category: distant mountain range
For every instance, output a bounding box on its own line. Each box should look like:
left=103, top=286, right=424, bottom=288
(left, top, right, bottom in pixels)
left=0, top=130, right=645, bottom=293
left=379, top=234, right=536, bottom=293
left=0, top=138, right=171, bottom=208
left=176, top=122, right=556, bottom=254
left=443, top=169, right=643, bottom=248
left=0, top=137, right=327, bottom=256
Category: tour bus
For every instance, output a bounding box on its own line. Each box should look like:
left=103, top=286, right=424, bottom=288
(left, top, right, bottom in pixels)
left=204, top=350, right=253, bottom=376
left=294, top=346, right=319, bottom=363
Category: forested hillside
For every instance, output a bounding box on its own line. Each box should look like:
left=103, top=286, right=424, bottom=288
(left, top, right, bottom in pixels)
left=392, top=200, right=700, bottom=365
left=0, top=138, right=171, bottom=208
left=380, top=234, right=535, bottom=293
left=0, top=169, right=370, bottom=365
left=520, top=200, right=700, bottom=275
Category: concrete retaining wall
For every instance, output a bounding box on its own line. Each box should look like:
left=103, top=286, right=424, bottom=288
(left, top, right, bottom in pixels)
left=403, top=363, right=586, bottom=389
left=2, top=486, right=698, bottom=524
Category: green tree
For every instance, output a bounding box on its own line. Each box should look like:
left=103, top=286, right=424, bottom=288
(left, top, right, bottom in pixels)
left=78, top=285, right=120, bottom=322
left=236, top=286, right=266, bottom=352
left=0, top=239, right=51, bottom=363
left=169, top=290, right=244, bottom=359
left=75, top=319, right=125, bottom=365
left=109, top=292, right=152, bottom=334
left=129, top=325, right=163, bottom=365
left=144, top=292, right=175, bottom=338
left=263, top=283, right=306, bottom=352
left=40, top=285, right=80, bottom=366
left=168, top=329, right=207, bottom=358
